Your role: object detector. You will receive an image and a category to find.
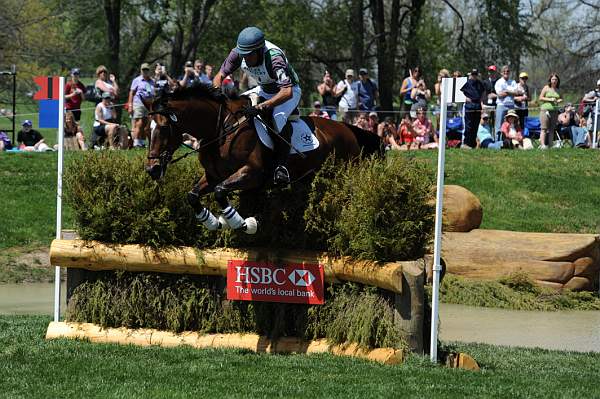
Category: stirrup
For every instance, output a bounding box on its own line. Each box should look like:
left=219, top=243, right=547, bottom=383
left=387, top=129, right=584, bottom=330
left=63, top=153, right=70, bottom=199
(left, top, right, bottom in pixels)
left=273, top=165, right=290, bottom=185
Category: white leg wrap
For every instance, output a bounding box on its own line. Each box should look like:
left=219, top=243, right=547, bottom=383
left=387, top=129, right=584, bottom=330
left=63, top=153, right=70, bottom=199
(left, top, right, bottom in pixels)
left=196, top=208, right=220, bottom=231
left=221, top=206, right=245, bottom=230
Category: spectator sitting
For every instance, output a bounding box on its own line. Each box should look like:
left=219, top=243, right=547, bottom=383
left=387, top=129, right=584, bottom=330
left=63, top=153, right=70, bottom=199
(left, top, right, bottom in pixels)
left=569, top=117, right=591, bottom=148
left=367, top=111, right=379, bottom=134
left=357, top=68, right=378, bottom=111
left=94, top=65, right=119, bottom=99
left=63, top=111, right=87, bottom=150
left=0, top=130, right=13, bottom=151
left=17, top=120, right=51, bottom=151
left=398, top=113, right=416, bottom=150
left=354, top=112, right=370, bottom=130
left=476, top=113, right=502, bottom=150
left=65, top=68, right=86, bottom=122
left=500, top=109, right=532, bottom=149
left=557, top=103, right=580, bottom=143
left=378, top=116, right=401, bottom=151
left=412, top=107, right=433, bottom=149
left=92, top=92, right=119, bottom=149
left=582, top=79, right=600, bottom=130
left=308, top=101, right=330, bottom=119
left=317, top=70, right=338, bottom=120
left=410, top=79, right=431, bottom=118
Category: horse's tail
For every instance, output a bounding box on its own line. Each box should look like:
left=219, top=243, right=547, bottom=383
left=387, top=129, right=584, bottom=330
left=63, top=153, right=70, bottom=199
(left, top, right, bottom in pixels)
left=345, top=123, right=384, bottom=157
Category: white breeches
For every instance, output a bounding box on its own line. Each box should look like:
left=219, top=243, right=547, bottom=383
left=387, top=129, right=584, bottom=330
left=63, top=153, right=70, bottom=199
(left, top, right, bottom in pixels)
left=243, top=85, right=301, bottom=133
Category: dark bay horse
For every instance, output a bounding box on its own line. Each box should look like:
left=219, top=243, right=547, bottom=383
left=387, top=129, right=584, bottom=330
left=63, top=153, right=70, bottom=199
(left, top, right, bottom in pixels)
left=146, top=84, right=381, bottom=234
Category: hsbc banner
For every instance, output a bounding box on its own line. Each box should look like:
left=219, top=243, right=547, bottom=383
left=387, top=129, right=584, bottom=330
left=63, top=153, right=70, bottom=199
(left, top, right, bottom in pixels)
left=226, top=260, right=325, bottom=305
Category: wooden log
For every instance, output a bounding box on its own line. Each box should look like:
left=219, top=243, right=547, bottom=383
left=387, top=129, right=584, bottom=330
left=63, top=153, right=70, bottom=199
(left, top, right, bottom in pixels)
left=393, top=260, right=425, bottom=354
left=49, top=239, right=420, bottom=294
left=441, top=230, right=600, bottom=290
left=45, top=321, right=404, bottom=365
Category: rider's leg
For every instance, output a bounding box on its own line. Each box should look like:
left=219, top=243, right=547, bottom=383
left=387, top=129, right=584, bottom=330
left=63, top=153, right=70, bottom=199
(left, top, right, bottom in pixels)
left=271, top=86, right=301, bottom=185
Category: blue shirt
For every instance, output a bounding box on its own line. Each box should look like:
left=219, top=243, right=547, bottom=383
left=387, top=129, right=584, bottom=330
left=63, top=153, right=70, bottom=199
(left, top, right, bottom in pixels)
left=358, top=78, right=378, bottom=111
left=477, top=123, right=493, bottom=142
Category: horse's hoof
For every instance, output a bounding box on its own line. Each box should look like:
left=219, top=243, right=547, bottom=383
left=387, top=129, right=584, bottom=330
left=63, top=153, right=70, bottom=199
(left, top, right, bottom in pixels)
left=218, top=215, right=231, bottom=229
left=244, top=217, right=258, bottom=235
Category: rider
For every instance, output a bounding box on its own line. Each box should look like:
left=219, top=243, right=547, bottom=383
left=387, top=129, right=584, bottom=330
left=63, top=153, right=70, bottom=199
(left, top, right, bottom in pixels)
left=213, top=26, right=301, bottom=185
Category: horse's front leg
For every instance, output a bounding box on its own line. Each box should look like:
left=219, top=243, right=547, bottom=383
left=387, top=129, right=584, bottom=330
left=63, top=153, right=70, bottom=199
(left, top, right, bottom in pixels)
left=214, top=165, right=262, bottom=235
left=187, top=175, right=224, bottom=231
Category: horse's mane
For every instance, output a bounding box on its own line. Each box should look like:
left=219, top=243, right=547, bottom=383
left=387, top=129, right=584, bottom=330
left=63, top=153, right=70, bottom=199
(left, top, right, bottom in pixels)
left=165, top=82, right=240, bottom=104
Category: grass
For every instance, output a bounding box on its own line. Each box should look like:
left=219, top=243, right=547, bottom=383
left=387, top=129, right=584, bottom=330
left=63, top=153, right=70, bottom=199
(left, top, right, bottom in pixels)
left=1, top=315, right=599, bottom=398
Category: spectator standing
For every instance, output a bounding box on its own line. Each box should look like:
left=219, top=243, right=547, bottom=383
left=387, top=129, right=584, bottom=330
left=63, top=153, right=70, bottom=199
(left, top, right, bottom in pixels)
left=582, top=79, right=600, bottom=131
left=494, top=65, right=519, bottom=136
left=179, top=61, right=197, bottom=87
left=63, top=111, right=87, bottom=150
left=308, top=101, right=330, bottom=119
left=460, top=68, right=486, bottom=148
left=433, top=69, right=450, bottom=130
left=410, top=79, right=431, bottom=118
left=17, top=120, right=48, bottom=151
left=335, top=69, right=359, bottom=124
left=400, top=66, right=421, bottom=113
left=94, top=65, right=119, bottom=99
left=201, top=64, right=214, bottom=85
left=483, top=65, right=499, bottom=126
left=317, top=71, right=338, bottom=120
left=92, top=92, right=119, bottom=149
left=515, top=72, right=530, bottom=129
left=357, top=68, right=378, bottom=111
left=128, top=63, right=155, bottom=148
left=538, top=73, right=562, bottom=149
left=476, top=112, right=502, bottom=150
left=64, top=68, right=86, bottom=121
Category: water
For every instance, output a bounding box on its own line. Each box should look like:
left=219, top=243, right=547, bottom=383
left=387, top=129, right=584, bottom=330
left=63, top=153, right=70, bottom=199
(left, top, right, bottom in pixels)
left=0, top=282, right=66, bottom=315
left=440, top=303, right=600, bottom=353
left=1, top=283, right=599, bottom=353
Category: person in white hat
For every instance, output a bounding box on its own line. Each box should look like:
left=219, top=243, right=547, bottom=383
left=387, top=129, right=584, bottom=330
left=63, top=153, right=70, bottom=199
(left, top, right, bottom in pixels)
left=582, top=79, right=600, bottom=131
left=334, top=69, right=359, bottom=124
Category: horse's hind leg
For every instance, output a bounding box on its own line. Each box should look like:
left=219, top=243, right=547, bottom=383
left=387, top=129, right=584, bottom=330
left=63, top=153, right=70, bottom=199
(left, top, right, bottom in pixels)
left=187, top=175, right=223, bottom=231
left=213, top=166, right=261, bottom=235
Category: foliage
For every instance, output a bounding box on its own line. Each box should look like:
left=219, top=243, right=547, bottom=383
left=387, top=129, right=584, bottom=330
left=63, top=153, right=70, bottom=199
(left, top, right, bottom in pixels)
left=66, top=272, right=406, bottom=349
left=435, top=273, right=600, bottom=311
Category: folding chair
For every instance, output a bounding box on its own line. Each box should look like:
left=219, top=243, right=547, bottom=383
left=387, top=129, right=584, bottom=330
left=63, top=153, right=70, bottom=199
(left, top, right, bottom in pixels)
left=523, top=116, right=541, bottom=140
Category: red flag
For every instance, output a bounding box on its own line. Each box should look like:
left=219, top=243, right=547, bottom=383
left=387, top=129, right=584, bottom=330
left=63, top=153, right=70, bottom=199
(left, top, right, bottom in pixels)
left=33, top=76, right=60, bottom=100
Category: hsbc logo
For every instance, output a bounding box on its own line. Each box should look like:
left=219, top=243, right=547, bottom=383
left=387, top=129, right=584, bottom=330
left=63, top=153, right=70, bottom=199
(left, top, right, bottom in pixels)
left=288, top=270, right=315, bottom=287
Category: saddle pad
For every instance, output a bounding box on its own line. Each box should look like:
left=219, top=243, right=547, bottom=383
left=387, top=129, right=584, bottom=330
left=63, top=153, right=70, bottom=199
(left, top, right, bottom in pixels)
left=253, top=118, right=320, bottom=154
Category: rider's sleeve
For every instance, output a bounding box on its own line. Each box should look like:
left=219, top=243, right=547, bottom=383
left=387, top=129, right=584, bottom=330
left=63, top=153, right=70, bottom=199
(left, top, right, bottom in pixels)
left=270, top=53, right=293, bottom=88
left=219, top=49, right=242, bottom=76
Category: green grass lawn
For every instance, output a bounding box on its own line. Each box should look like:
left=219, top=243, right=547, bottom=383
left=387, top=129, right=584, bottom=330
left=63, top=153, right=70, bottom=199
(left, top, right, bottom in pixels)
left=1, top=315, right=599, bottom=398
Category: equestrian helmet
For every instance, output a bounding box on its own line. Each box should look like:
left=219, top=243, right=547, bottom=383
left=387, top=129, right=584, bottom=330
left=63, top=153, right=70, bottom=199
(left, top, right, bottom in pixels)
left=235, top=27, right=265, bottom=55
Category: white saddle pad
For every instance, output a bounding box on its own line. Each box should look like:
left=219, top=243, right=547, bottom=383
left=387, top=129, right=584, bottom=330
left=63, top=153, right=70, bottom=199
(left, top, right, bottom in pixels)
left=253, top=118, right=319, bottom=154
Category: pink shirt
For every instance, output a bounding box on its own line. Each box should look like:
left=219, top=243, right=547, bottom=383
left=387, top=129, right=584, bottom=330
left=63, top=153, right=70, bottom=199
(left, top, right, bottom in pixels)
left=413, top=117, right=432, bottom=143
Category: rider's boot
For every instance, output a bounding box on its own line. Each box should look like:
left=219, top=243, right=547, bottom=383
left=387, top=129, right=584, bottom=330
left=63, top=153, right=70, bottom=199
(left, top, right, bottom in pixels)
left=273, top=122, right=293, bottom=186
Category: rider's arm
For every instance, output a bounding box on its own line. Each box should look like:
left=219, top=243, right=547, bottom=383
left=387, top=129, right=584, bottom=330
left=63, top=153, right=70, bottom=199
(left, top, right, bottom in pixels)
left=258, top=86, right=293, bottom=109
left=214, top=49, right=241, bottom=88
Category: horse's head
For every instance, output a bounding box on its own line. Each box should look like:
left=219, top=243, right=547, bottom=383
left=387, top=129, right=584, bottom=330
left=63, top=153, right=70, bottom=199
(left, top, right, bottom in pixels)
left=145, top=93, right=183, bottom=181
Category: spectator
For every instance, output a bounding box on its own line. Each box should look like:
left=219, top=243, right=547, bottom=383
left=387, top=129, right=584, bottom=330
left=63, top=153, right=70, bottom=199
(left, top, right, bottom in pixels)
left=413, top=107, right=433, bottom=149
left=410, top=79, right=431, bottom=118
left=476, top=112, right=502, bottom=150
left=201, top=64, right=214, bottom=85
left=94, top=65, right=119, bottom=99
left=378, top=116, right=401, bottom=151
left=194, top=59, right=207, bottom=80
left=308, top=101, right=330, bottom=119
left=63, top=111, right=87, bottom=150
left=92, top=92, right=119, bottom=149
left=357, top=68, right=378, bottom=111
left=0, top=130, right=13, bottom=151
left=582, top=79, right=600, bottom=131
left=483, top=65, right=499, bottom=126
left=398, top=113, right=416, bottom=150
left=538, top=73, right=562, bottom=149
left=400, top=66, right=421, bottom=113
left=557, top=103, right=580, bottom=144
left=452, top=70, right=462, bottom=78
left=179, top=61, right=197, bottom=87
left=64, top=68, right=86, bottom=122
left=154, top=62, right=176, bottom=94
left=500, top=109, right=527, bottom=149
left=433, top=69, right=450, bottom=130
left=367, top=111, right=379, bottom=134
left=335, top=69, right=359, bottom=124
left=461, top=68, right=486, bottom=148
left=494, top=65, right=519, bottom=136
left=127, top=63, right=155, bottom=148
left=17, top=120, right=50, bottom=151
left=354, top=112, right=370, bottom=130
left=317, top=70, right=338, bottom=120
left=515, top=72, right=530, bottom=129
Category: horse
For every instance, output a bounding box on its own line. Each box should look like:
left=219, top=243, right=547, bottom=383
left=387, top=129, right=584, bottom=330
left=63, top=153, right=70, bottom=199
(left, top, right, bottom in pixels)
left=145, top=83, right=381, bottom=235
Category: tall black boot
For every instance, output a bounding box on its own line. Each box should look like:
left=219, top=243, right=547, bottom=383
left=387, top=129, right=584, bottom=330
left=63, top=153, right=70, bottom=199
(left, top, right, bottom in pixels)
left=273, top=122, right=293, bottom=186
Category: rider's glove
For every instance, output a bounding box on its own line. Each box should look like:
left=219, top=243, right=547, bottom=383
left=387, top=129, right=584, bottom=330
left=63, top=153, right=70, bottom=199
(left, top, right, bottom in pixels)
left=242, top=105, right=261, bottom=118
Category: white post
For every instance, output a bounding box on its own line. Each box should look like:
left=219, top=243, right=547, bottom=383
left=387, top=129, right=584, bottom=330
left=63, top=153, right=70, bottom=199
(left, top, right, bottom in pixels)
left=593, top=99, right=599, bottom=149
left=54, top=76, right=65, bottom=322
left=430, top=78, right=449, bottom=363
